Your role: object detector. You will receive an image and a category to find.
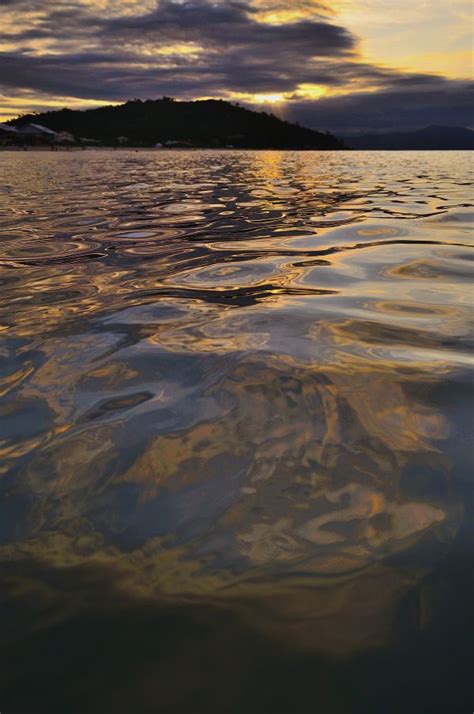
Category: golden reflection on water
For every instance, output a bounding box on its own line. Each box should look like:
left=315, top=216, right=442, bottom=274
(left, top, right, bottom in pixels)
left=0, top=150, right=472, bottom=709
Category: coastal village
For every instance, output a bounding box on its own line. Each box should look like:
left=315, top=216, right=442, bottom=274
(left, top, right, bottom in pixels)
left=0, top=122, right=152, bottom=149
left=0, top=122, right=79, bottom=148
left=0, top=120, right=225, bottom=149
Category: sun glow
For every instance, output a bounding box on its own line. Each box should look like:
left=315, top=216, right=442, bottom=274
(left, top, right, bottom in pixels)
left=229, top=85, right=353, bottom=107
left=295, top=84, right=328, bottom=100
left=229, top=91, right=289, bottom=106
left=253, top=93, right=286, bottom=104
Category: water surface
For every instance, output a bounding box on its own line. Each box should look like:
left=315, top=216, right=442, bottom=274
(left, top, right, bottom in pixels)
left=0, top=150, right=472, bottom=713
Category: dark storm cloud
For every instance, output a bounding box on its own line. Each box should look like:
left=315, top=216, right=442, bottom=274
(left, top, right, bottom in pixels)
left=0, top=0, right=356, bottom=98
left=2, top=0, right=354, bottom=56
left=286, top=80, right=474, bottom=133
left=0, top=0, right=471, bottom=131
left=104, top=1, right=353, bottom=56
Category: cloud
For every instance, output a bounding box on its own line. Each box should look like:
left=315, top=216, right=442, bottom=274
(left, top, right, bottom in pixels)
left=0, top=0, right=355, bottom=99
left=0, top=0, right=471, bottom=131
left=285, top=80, right=474, bottom=133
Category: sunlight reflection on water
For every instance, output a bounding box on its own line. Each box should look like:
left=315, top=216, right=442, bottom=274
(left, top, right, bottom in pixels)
left=0, top=150, right=472, bottom=713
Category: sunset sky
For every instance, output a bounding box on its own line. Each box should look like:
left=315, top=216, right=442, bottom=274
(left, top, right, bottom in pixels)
left=1, top=0, right=472, bottom=132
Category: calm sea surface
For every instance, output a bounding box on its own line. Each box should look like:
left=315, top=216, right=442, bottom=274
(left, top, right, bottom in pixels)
left=0, top=150, right=472, bottom=713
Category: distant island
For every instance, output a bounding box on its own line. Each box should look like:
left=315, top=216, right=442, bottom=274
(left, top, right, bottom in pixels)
left=5, top=102, right=472, bottom=151
left=6, top=98, right=344, bottom=150
left=344, top=125, right=474, bottom=150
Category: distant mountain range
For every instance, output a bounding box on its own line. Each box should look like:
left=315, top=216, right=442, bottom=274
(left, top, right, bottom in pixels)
left=9, top=98, right=343, bottom=150
left=344, top=125, right=474, bottom=150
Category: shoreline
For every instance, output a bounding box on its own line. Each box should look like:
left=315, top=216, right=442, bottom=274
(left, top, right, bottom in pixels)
left=1, top=146, right=471, bottom=152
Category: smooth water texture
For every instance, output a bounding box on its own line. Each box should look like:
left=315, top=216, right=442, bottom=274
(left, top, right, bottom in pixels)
left=0, top=150, right=472, bottom=713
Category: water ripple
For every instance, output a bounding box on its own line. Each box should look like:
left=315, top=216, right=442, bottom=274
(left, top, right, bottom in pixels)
left=0, top=150, right=472, bottom=670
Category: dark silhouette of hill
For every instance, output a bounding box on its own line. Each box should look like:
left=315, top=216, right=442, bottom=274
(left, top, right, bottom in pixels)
left=345, top=125, right=474, bottom=150
left=10, top=98, right=343, bottom=149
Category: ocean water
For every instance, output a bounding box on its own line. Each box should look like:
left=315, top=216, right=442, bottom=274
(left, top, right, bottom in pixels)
left=0, top=150, right=472, bottom=713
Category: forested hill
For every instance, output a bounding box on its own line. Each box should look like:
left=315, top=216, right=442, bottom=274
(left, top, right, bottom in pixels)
left=10, top=98, right=344, bottom=149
